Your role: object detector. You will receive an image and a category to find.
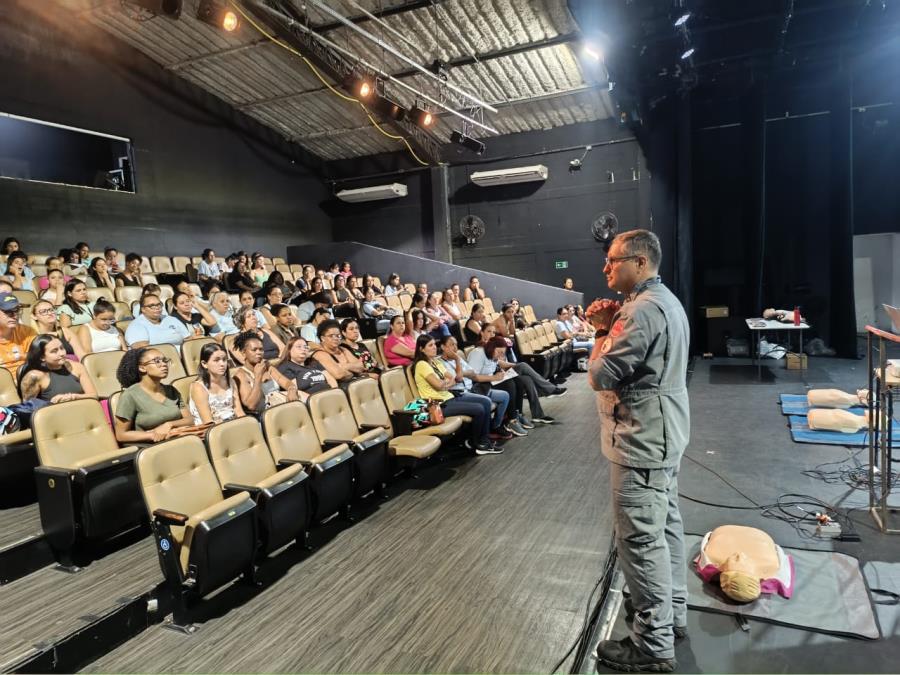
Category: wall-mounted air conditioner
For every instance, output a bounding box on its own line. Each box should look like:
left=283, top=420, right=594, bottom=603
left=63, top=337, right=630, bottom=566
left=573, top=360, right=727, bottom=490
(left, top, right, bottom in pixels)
left=336, top=183, right=408, bottom=202
left=470, top=164, right=548, bottom=187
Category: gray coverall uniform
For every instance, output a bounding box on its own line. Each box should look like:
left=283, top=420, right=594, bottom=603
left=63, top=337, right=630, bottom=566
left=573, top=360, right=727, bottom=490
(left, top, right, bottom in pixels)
left=589, top=276, right=690, bottom=659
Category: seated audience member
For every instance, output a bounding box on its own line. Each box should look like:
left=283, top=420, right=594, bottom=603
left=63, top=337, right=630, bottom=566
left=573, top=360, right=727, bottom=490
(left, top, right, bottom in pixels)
left=31, top=300, right=87, bottom=360
left=424, top=292, right=452, bottom=338
left=408, top=309, right=427, bottom=339
left=114, top=347, right=195, bottom=444
left=563, top=277, right=575, bottom=291
left=232, top=330, right=297, bottom=416
left=125, top=294, right=191, bottom=349
left=276, top=336, right=338, bottom=402
left=325, top=262, right=340, bottom=281
left=233, top=306, right=284, bottom=363
left=295, top=265, right=315, bottom=294
left=695, top=525, right=793, bottom=602
left=415, top=282, right=428, bottom=298
left=189, top=342, right=244, bottom=424
left=295, top=291, right=332, bottom=323
left=339, top=261, right=352, bottom=279
left=383, top=273, right=402, bottom=296
left=1, top=237, right=20, bottom=254
left=340, top=318, right=381, bottom=378
left=346, top=275, right=365, bottom=302
left=361, top=287, right=392, bottom=333
left=170, top=291, right=219, bottom=338
left=0, top=294, right=36, bottom=379
left=78, top=297, right=127, bottom=354
left=227, top=260, right=259, bottom=294
left=131, top=283, right=168, bottom=318
left=309, top=319, right=366, bottom=386
left=463, top=303, right=486, bottom=345
left=116, top=253, right=144, bottom=287
left=462, top=275, right=486, bottom=301
left=57, top=280, right=95, bottom=328
left=222, top=254, right=237, bottom=275
left=331, top=274, right=357, bottom=318
left=441, top=288, right=464, bottom=322
left=86, top=257, right=116, bottom=293
left=384, top=315, right=415, bottom=367
left=238, top=290, right=267, bottom=327
left=269, top=303, right=299, bottom=345
left=249, top=254, right=269, bottom=287
left=19, top=334, right=97, bottom=403
left=40, top=269, right=69, bottom=306
left=259, top=284, right=285, bottom=328
left=2, top=252, right=35, bottom=291
left=362, top=274, right=382, bottom=295
left=74, top=242, right=91, bottom=265
left=267, top=270, right=296, bottom=303
left=209, top=291, right=239, bottom=337
left=568, top=304, right=590, bottom=333
left=437, top=335, right=519, bottom=440
left=413, top=334, right=498, bottom=454
left=103, top=247, right=121, bottom=274
left=450, top=282, right=462, bottom=303
left=38, top=258, right=67, bottom=292
left=510, top=298, right=528, bottom=330
left=197, top=248, right=225, bottom=291
left=300, top=307, right=330, bottom=344
left=305, top=277, right=327, bottom=302
left=60, top=248, right=83, bottom=275
left=493, top=303, right=518, bottom=340
left=555, top=305, right=593, bottom=349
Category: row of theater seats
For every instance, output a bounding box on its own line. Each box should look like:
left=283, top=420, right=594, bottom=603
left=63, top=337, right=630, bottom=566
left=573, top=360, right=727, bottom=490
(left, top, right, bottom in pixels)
left=25, top=365, right=472, bottom=628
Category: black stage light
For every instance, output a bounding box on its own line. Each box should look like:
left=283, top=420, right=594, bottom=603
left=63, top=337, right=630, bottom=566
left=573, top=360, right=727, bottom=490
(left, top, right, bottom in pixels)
left=126, top=0, right=182, bottom=18
left=371, top=95, right=407, bottom=122
left=197, top=0, right=240, bottom=32
left=450, top=130, right=485, bottom=155
left=343, top=74, right=374, bottom=99
left=410, top=106, right=434, bottom=128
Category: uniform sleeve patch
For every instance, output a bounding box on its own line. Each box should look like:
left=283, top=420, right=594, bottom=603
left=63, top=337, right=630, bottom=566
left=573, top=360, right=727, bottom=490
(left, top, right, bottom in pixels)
left=600, top=337, right=612, bottom=354
left=611, top=320, right=625, bottom=337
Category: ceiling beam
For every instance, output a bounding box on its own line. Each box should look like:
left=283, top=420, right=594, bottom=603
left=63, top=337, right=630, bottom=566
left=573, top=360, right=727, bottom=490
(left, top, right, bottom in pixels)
left=312, top=0, right=449, bottom=33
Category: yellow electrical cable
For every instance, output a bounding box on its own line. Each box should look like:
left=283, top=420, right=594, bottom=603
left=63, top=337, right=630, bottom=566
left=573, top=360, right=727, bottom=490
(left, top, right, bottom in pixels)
left=229, top=1, right=430, bottom=166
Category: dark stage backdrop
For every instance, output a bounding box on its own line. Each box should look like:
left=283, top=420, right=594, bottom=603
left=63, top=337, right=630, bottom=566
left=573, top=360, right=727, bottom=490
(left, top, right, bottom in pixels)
left=0, top=3, right=331, bottom=258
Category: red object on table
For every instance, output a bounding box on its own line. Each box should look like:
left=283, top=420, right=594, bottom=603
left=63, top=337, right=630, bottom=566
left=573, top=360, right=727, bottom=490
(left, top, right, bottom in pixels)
left=793, top=306, right=801, bottom=326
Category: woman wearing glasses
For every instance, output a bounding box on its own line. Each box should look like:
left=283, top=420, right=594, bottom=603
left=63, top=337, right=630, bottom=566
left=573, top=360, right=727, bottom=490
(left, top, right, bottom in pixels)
left=113, top=347, right=194, bottom=444
left=30, top=300, right=87, bottom=361
left=232, top=306, right=284, bottom=364
left=77, top=298, right=127, bottom=354
left=309, top=319, right=367, bottom=386
left=19, top=334, right=97, bottom=403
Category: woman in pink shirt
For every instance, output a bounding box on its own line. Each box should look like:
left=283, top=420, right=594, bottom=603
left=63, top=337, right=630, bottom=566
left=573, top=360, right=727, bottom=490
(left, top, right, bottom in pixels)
left=383, top=315, right=415, bottom=366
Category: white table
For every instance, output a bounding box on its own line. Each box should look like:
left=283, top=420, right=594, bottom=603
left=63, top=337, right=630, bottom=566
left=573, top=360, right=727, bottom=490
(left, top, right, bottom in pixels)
left=745, top=318, right=810, bottom=378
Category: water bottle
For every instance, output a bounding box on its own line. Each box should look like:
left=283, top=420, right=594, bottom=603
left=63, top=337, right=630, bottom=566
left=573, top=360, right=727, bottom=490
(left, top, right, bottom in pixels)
left=793, top=306, right=801, bottom=326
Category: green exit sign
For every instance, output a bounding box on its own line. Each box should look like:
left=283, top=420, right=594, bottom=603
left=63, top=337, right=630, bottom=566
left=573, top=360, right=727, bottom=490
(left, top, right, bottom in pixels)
left=555, top=260, right=568, bottom=270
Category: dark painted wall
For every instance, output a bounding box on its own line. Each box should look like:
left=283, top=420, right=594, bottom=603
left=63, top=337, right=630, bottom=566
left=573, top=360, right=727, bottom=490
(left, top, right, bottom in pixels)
left=0, top=3, right=331, bottom=258
left=286, top=241, right=583, bottom=321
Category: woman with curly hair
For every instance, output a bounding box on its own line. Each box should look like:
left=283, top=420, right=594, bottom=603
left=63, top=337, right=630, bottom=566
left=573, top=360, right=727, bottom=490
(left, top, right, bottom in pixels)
left=232, top=305, right=284, bottom=364
left=113, top=346, right=194, bottom=444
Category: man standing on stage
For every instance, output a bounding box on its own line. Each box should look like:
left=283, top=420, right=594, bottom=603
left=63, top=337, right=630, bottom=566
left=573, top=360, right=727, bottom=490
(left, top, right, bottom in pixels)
left=588, top=229, right=690, bottom=673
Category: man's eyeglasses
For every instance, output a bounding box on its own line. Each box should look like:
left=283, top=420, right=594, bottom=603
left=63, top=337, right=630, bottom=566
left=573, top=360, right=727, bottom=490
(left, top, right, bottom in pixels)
left=605, top=255, right=640, bottom=266
left=0, top=308, right=21, bottom=318
left=140, top=357, right=172, bottom=367
left=142, top=303, right=163, bottom=310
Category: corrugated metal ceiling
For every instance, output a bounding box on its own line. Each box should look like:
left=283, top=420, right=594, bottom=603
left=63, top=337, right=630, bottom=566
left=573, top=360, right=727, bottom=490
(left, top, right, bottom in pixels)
left=63, top=0, right=613, bottom=161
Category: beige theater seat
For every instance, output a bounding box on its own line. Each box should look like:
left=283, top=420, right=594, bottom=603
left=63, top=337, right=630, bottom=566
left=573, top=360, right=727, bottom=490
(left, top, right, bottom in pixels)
left=181, top=337, right=215, bottom=376
left=347, top=378, right=440, bottom=464
left=261, top=402, right=354, bottom=523
left=172, top=256, right=191, bottom=274
left=516, top=328, right=554, bottom=380
left=378, top=368, right=464, bottom=438
left=151, top=257, right=174, bottom=274
left=32, top=399, right=144, bottom=567
left=523, top=305, right=538, bottom=324
left=82, top=350, right=126, bottom=398
left=12, top=290, right=37, bottom=309
left=86, top=287, right=112, bottom=303
left=0, top=368, right=34, bottom=447
left=115, top=286, right=142, bottom=305
left=137, top=435, right=256, bottom=631
left=206, top=417, right=312, bottom=554
left=308, top=389, right=390, bottom=499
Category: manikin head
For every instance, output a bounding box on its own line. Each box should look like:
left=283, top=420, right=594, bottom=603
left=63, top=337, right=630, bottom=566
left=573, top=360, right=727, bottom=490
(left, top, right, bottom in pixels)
left=718, top=552, right=761, bottom=603
left=604, top=229, right=661, bottom=295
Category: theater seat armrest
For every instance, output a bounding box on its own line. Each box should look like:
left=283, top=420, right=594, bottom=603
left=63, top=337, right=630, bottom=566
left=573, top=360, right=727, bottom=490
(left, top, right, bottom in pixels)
left=153, top=508, right=189, bottom=526
left=358, top=423, right=385, bottom=432
left=34, top=465, right=73, bottom=479
left=277, top=458, right=313, bottom=469
left=322, top=438, right=352, bottom=449
left=223, top=482, right=262, bottom=497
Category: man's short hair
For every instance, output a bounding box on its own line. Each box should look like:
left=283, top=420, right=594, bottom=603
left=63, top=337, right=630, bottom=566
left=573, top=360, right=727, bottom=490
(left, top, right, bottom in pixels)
left=617, top=229, right=661, bottom=269
left=556, top=307, right=566, bottom=317
left=311, top=307, right=330, bottom=320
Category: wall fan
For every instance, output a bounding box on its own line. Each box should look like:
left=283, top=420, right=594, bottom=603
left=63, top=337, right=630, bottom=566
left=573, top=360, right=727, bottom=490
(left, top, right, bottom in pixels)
left=591, top=212, right=618, bottom=248
left=459, top=214, right=486, bottom=245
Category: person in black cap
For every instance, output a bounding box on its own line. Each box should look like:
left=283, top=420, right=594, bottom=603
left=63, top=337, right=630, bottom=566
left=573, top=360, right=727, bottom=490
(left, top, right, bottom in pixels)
left=0, top=294, right=36, bottom=381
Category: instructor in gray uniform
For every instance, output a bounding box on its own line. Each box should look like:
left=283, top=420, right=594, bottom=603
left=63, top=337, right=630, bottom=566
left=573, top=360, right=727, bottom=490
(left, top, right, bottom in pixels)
left=589, top=229, right=690, bottom=673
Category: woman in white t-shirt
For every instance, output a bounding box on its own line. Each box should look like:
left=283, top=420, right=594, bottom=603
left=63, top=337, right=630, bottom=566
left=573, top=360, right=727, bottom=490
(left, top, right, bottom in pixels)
left=79, top=298, right=127, bottom=354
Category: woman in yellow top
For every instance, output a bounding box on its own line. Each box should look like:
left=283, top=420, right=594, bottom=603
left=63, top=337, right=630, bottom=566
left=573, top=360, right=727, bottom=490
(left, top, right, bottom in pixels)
left=412, top=334, right=499, bottom=455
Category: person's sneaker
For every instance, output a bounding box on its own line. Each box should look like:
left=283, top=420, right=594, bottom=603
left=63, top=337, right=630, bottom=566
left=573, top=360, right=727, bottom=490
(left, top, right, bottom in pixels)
left=595, top=637, right=676, bottom=673
left=531, top=415, right=556, bottom=425
left=517, top=414, right=535, bottom=429
left=507, top=420, right=528, bottom=436
left=489, top=427, right=513, bottom=441
left=546, top=387, right=567, bottom=399
left=475, top=441, right=504, bottom=455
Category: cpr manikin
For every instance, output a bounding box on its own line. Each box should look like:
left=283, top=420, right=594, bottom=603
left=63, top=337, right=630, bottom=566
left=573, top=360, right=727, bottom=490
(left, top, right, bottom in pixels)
left=807, top=388, right=868, bottom=408
left=695, top=525, right=793, bottom=602
left=763, top=308, right=805, bottom=323
left=808, top=409, right=869, bottom=433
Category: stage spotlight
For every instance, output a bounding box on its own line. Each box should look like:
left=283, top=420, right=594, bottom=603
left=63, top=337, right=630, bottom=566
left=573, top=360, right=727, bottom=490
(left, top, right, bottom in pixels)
left=371, top=94, right=407, bottom=122
left=197, top=0, right=240, bottom=32
left=411, top=106, right=434, bottom=128
left=126, top=0, right=182, bottom=18
left=674, top=12, right=691, bottom=27
left=681, top=47, right=695, bottom=59
left=582, top=44, right=603, bottom=61
left=450, top=130, right=485, bottom=155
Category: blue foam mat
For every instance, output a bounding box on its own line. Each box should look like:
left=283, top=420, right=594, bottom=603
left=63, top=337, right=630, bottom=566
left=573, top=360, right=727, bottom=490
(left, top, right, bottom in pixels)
left=788, top=415, right=900, bottom=447
left=779, top=393, right=866, bottom=416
